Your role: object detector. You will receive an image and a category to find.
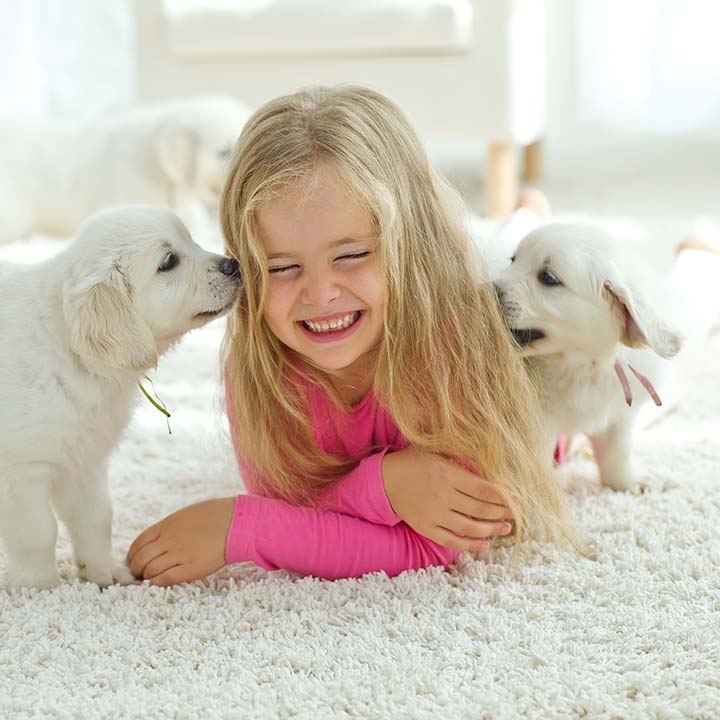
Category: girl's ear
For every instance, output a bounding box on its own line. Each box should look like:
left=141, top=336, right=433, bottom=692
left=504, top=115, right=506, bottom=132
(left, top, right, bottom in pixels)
left=63, top=265, right=158, bottom=371
left=603, top=279, right=682, bottom=358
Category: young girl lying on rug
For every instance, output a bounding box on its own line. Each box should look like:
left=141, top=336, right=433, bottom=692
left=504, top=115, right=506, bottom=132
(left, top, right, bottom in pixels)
left=125, top=85, right=582, bottom=586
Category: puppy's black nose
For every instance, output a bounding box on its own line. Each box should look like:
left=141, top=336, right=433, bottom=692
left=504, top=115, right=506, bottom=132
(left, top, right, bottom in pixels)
left=218, top=257, right=240, bottom=277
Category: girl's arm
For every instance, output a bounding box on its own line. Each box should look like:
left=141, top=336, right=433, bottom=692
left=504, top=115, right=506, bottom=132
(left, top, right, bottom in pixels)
left=225, top=493, right=459, bottom=580
left=240, top=450, right=402, bottom=526
left=126, top=493, right=458, bottom=585
left=126, top=445, right=507, bottom=585
left=239, top=447, right=513, bottom=558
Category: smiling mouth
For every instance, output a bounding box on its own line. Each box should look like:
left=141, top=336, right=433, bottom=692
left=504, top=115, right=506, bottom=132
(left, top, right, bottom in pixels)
left=301, top=310, right=362, bottom=334
left=511, top=328, right=546, bottom=346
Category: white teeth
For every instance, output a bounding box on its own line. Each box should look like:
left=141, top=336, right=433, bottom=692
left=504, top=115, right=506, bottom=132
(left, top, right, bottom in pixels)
left=304, top=311, right=359, bottom=333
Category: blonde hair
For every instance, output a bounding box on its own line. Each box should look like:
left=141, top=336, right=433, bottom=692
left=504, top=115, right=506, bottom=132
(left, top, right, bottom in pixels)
left=221, top=84, right=579, bottom=550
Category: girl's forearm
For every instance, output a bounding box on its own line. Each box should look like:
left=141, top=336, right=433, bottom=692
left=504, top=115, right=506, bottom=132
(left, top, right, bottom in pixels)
left=225, top=494, right=458, bottom=580
left=314, top=448, right=401, bottom=525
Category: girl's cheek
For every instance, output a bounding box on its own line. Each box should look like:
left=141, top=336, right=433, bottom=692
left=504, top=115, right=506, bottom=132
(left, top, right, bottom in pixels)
left=265, top=282, right=297, bottom=320
left=355, top=267, right=385, bottom=306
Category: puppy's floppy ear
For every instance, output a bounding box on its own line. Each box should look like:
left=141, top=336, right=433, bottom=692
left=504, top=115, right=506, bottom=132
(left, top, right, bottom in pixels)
left=63, top=264, right=158, bottom=371
left=153, top=122, right=198, bottom=192
left=604, top=279, right=682, bottom=358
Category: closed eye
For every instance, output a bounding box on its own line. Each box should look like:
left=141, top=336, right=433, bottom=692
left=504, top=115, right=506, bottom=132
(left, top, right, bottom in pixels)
left=268, top=264, right=299, bottom=275
left=268, top=251, right=371, bottom=276
left=337, top=251, right=370, bottom=262
left=538, top=269, right=561, bottom=286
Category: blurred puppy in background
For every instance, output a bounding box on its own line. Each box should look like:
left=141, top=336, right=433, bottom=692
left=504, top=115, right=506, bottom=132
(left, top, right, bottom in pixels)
left=0, top=95, right=250, bottom=244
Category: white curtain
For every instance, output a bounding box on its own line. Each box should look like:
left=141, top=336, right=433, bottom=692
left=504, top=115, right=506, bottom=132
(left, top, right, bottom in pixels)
left=576, top=0, right=720, bottom=135
left=0, top=0, right=136, bottom=122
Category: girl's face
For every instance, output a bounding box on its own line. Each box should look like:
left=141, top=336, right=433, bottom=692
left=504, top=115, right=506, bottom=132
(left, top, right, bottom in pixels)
left=257, top=162, right=385, bottom=386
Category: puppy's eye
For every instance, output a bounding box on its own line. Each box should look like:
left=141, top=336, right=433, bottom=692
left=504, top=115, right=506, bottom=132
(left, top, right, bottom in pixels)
left=217, top=146, right=232, bottom=160
left=158, top=252, right=179, bottom=272
left=538, top=270, right=561, bottom=286
left=510, top=255, right=516, bottom=264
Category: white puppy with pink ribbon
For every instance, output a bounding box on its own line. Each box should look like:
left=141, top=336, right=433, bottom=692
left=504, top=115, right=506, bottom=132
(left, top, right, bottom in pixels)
left=491, top=216, right=720, bottom=492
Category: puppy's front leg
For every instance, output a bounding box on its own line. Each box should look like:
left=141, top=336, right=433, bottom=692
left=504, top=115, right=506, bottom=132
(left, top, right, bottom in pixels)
left=0, top=465, right=60, bottom=588
left=589, top=416, right=645, bottom=492
left=52, top=468, right=134, bottom=587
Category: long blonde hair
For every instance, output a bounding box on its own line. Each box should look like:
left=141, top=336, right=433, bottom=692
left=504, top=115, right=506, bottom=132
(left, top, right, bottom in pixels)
left=221, top=84, right=578, bottom=549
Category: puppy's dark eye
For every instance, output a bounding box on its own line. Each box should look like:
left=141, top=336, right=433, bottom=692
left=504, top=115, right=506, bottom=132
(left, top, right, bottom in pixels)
left=539, top=270, right=561, bottom=286
left=158, top=252, right=179, bottom=272
left=217, top=146, right=232, bottom=160
left=510, top=255, right=516, bottom=264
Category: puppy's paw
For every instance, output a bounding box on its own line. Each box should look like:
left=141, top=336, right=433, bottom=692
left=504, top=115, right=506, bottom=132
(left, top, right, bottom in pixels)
left=111, top=562, right=136, bottom=585
left=601, top=466, right=663, bottom=494
left=634, top=471, right=666, bottom=494
left=7, top=568, right=60, bottom=590
left=79, top=561, right=135, bottom=587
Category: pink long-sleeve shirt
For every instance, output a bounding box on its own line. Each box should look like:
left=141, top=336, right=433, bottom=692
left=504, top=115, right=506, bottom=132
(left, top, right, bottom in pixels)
left=224, top=382, right=459, bottom=579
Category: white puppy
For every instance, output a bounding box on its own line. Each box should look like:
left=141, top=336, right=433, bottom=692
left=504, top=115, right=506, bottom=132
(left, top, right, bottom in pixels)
left=0, top=95, right=250, bottom=244
left=494, top=222, right=683, bottom=492
left=0, top=206, right=241, bottom=588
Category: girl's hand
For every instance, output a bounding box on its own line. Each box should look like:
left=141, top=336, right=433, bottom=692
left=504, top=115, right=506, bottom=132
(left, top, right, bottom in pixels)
left=381, top=448, right=513, bottom=552
left=126, top=497, right=236, bottom=586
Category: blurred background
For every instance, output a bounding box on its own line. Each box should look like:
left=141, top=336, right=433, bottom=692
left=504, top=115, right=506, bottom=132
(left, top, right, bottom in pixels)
left=1, top=0, right=719, bottom=255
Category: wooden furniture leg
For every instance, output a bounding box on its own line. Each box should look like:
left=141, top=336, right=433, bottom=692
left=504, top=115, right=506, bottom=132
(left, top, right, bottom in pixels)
left=522, top=139, right=543, bottom=182
left=486, top=141, right=516, bottom=218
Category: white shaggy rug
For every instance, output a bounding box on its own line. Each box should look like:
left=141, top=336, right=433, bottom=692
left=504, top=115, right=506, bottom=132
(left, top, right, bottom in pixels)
left=2, top=160, right=720, bottom=717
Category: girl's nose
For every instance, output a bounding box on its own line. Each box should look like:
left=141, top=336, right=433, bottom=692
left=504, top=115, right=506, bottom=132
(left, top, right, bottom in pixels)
left=301, top=269, right=341, bottom=307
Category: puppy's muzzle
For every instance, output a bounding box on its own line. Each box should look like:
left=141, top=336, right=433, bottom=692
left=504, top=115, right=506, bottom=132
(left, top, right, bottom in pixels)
left=494, top=283, right=520, bottom=318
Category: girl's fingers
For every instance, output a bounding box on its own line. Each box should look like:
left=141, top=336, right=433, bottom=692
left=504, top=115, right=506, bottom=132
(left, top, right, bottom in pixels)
left=454, top=471, right=509, bottom=507
left=434, top=526, right=490, bottom=553
left=126, top=528, right=161, bottom=565
left=149, top=564, right=186, bottom=587
left=143, top=553, right=182, bottom=581
left=452, top=491, right=510, bottom=521
left=446, top=511, right=513, bottom=540
left=148, top=558, right=211, bottom=586
left=139, top=550, right=172, bottom=579
left=128, top=541, right=167, bottom=578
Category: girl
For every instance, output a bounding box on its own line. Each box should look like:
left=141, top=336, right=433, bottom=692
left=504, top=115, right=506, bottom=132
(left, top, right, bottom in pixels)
left=126, top=85, right=578, bottom=586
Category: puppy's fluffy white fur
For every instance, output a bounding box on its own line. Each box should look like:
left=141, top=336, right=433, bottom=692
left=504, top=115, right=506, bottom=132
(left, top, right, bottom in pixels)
left=0, top=95, right=249, bottom=244
left=495, top=222, right=683, bottom=492
left=0, top=206, right=240, bottom=588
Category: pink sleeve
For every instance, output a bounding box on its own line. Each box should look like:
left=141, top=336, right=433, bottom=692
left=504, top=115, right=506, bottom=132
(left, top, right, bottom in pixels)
left=235, top=450, right=400, bottom=526
left=225, top=494, right=458, bottom=580
left=314, top=447, right=401, bottom=525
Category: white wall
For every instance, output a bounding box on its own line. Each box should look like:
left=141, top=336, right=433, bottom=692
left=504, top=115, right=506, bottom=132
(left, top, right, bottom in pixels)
left=544, top=0, right=581, bottom=136
left=0, top=0, right=135, bottom=122
left=544, top=0, right=720, bottom=139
